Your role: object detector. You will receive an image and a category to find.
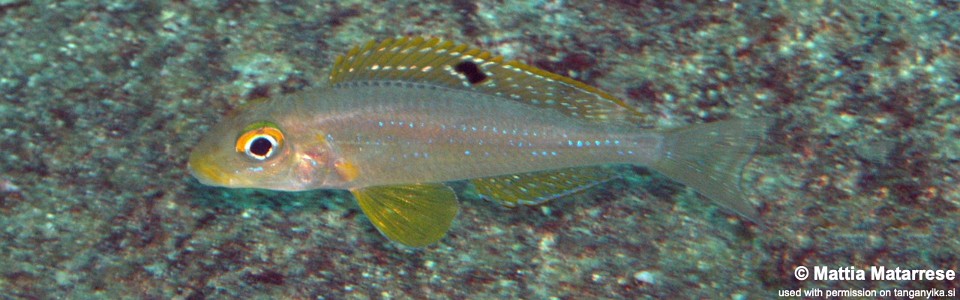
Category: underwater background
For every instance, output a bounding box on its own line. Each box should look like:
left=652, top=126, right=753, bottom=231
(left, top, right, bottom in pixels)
left=1, top=0, right=958, bottom=298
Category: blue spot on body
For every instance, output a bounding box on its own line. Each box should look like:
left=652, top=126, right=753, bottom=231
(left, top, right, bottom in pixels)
left=464, top=150, right=471, bottom=156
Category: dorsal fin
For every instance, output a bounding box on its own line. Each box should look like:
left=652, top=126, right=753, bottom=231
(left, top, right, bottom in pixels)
left=329, top=37, right=644, bottom=124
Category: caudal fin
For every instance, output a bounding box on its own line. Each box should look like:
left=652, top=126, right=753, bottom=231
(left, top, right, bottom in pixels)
left=650, top=118, right=769, bottom=221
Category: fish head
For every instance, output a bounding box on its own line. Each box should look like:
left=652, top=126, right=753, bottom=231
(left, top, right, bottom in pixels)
left=188, top=102, right=335, bottom=191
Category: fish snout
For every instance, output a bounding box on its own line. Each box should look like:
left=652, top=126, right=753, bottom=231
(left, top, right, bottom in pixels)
left=188, top=152, right=232, bottom=186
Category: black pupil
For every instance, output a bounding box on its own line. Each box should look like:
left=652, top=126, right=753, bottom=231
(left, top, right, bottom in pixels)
left=249, top=137, right=273, bottom=157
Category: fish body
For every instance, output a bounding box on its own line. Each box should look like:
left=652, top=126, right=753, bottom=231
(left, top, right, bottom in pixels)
left=189, top=37, right=767, bottom=247
left=242, top=85, right=662, bottom=189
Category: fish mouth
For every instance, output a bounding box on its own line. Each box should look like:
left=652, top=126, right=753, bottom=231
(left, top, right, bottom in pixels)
left=188, top=153, right=234, bottom=187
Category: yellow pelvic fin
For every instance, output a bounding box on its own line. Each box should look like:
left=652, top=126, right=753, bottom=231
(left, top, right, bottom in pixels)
left=351, top=183, right=459, bottom=247
left=329, top=37, right=644, bottom=125
left=471, top=167, right=618, bottom=207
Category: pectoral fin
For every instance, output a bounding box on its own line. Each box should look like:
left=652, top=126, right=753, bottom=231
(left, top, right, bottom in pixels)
left=351, top=183, right=459, bottom=247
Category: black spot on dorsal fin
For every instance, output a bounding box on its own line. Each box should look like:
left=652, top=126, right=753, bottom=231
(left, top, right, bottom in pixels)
left=453, top=61, right=488, bottom=84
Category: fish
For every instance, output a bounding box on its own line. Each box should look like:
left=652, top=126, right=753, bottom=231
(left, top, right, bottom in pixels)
left=188, top=37, right=768, bottom=247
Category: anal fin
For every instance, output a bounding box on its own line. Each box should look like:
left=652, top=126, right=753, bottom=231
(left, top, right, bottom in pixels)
left=471, top=167, right=618, bottom=207
left=351, top=183, right=459, bottom=247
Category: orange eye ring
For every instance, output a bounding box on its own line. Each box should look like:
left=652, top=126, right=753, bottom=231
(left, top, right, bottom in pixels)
left=236, top=121, right=284, bottom=160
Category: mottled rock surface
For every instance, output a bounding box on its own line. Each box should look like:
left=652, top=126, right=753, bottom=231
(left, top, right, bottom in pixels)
left=1, top=1, right=957, bottom=298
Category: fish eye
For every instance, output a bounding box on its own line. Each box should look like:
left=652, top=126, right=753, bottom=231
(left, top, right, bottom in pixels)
left=236, top=121, right=284, bottom=161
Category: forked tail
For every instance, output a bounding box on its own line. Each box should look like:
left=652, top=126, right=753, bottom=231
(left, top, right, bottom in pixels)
left=650, top=119, right=769, bottom=221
